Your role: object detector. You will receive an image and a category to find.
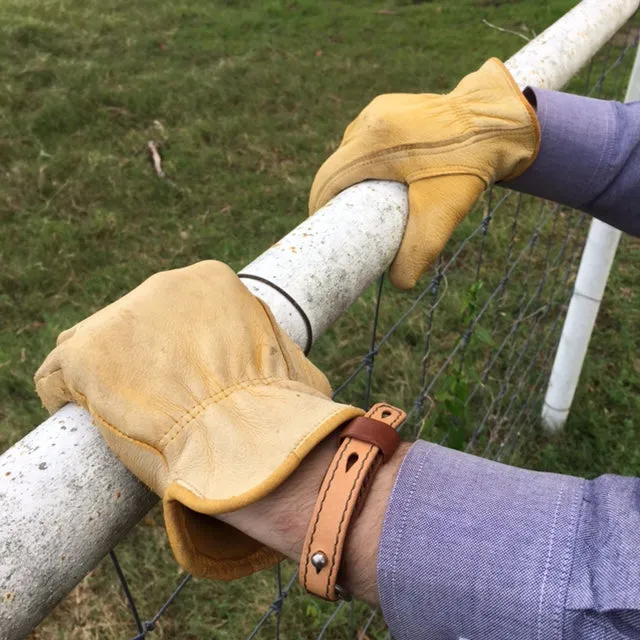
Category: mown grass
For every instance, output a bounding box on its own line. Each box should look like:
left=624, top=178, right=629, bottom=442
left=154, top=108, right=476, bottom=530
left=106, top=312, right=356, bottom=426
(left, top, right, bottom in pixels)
left=1, top=0, right=639, bottom=638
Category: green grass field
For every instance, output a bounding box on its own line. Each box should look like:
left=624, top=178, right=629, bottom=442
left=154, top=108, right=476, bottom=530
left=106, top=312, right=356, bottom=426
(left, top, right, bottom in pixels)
left=2, top=0, right=640, bottom=637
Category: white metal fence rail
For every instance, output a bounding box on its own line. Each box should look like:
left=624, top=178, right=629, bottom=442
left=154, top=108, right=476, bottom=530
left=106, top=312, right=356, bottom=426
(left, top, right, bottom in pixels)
left=1, top=0, right=639, bottom=637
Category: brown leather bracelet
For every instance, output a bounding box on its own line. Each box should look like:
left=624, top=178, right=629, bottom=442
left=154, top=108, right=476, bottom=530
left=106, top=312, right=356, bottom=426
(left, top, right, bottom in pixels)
left=299, top=402, right=406, bottom=601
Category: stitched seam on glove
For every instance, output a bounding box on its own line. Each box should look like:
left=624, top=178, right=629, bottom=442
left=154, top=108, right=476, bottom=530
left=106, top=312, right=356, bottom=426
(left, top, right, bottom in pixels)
left=404, top=167, right=487, bottom=185
left=161, top=376, right=340, bottom=451
left=314, top=125, right=534, bottom=207
left=159, top=376, right=281, bottom=447
left=171, top=404, right=362, bottom=502
left=350, top=125, right=533, bottom=164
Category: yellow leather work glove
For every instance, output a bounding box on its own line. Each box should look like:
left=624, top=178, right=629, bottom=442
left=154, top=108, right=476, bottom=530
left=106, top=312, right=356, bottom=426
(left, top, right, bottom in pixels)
left=309, top=58, right=540, bottom=289
left=34, top=261, right=363, bottom=580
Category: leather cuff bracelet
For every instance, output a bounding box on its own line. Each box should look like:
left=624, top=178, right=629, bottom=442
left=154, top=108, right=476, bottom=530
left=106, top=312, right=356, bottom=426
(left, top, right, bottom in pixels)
left=299, top=403, right=406, bottom=601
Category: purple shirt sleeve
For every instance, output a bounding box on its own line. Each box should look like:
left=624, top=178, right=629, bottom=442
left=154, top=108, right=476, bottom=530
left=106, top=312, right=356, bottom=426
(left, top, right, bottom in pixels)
left=377, top=441, right=640, bottom=639
left=505, top=87, right=640, bottom=237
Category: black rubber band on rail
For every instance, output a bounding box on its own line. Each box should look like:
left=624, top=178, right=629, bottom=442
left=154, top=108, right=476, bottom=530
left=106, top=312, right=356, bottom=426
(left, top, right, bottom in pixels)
left=238, top=273, right=313, bottom=355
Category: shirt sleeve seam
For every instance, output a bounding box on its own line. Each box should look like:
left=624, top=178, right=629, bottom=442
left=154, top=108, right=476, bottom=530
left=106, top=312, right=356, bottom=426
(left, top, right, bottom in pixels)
left=536, top=481, right=567, bottom=640
left=552, top=477, right=587, bottom=640
left=584, top=101, right=614, bottom=206
left=388, top=443, right=433, bottom=639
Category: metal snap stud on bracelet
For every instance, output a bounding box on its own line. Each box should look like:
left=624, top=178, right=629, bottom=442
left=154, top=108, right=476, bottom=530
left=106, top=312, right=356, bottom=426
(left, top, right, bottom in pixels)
left=309, top=551, right=352, bottom=600
left=311, top=551, right=327, bottom=573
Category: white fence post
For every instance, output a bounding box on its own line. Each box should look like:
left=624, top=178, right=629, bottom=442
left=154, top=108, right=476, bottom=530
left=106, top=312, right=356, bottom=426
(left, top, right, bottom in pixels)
left=542, top=41, right=640, bottom=431
left=1, top=1, right=639, bottom=637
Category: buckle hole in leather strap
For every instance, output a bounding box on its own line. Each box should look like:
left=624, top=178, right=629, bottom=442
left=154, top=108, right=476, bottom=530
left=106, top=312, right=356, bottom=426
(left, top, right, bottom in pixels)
left=238, top=273, right=313, bottom=355
left=345, top=453, right=359, bottom=472
left=381, top=409, right=392, bottom=418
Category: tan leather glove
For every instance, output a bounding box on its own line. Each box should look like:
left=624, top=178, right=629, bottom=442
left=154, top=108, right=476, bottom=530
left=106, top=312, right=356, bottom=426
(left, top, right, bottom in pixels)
left=309, top=58, right=540, bottom=289
left=34, top=261, right=363, bottom=580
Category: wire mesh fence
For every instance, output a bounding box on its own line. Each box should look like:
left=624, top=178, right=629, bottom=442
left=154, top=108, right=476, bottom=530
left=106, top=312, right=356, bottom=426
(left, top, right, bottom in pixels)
left=30, top=14, right=639, bottom=640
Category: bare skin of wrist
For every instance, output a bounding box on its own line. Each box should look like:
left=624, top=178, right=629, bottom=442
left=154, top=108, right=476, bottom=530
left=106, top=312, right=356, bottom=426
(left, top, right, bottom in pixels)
left=217, top=431, right=411, bottom=605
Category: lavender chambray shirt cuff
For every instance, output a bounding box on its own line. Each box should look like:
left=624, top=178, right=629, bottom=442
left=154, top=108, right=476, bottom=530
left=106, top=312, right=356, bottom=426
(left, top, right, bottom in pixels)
left=506, top=86, right=615, bottom=206
left=377, top=440, right=585, bottom=640
left=506, top=87, right=640, bottom=236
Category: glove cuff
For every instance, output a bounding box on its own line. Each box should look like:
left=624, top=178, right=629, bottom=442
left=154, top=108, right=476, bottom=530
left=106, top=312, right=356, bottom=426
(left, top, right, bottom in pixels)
left=480, top=57, right=541, bottom=181
left=451, top=57, right=541, bottom=183
left=162, top=388, right=363, bottom=580
left=164, top=500, right=282, bottom=581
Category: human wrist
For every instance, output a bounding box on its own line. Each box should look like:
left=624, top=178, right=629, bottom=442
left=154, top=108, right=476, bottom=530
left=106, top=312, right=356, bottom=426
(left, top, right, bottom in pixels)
left=217, top=428, right=410, bottom=604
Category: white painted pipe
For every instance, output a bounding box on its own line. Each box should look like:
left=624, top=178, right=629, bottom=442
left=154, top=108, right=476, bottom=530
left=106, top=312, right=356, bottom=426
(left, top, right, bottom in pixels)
left=505, top=0, right=640, bottom=89
left=0, top=181, right=408, bottom=640
left=1, top=0, right=638, bottom=637
left=239, top=182, right=407, bottom=350
left=542, top=41, right=640, bottom=430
